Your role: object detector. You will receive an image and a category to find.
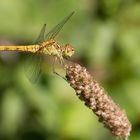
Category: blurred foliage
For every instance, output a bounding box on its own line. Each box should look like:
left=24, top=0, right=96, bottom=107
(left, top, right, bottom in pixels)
left=0, top=0, right=140, bottom=140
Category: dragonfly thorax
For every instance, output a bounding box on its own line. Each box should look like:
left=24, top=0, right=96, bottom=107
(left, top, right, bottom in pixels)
left=41, top=39, right=61, bottom=56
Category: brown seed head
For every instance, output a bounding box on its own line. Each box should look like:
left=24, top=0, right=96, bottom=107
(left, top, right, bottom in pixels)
left=65, top=62, right=131, bottom=139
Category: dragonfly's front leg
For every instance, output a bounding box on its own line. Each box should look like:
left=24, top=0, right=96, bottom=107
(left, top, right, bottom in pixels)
left=58, top=56, right=66, bottom=69
left=52, top=56, right=66, bottom=80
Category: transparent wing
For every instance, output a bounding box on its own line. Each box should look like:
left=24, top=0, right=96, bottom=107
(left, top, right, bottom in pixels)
left=24, top=25, right=46, bottom=83
left=24, top=52, right=42, bottom=83
left=35, top=24, right=46, bottom=44
left=45, top=11, right=74, bottom=40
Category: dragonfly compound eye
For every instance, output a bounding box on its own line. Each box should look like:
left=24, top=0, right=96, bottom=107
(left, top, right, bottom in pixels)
left=63, top=44, right=75, bottom=58
left=63, top=44, right=74, bottom=58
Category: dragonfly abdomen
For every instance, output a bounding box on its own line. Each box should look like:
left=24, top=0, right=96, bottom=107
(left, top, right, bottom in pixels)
left=25, top=45, right=40, bottom=53
left=0, top=45, right=40, bottom=53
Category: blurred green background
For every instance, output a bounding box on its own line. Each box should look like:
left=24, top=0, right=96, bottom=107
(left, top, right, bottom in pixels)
left=0, top=0, right=140, bottom=140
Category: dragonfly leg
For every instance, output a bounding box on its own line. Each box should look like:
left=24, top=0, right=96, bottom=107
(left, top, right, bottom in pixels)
left=52, top=56, right=66, bottom=80
left=59, top=57, right=65, bottom=69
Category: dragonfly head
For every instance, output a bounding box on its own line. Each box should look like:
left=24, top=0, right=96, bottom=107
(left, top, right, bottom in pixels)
left=63, top=44, right=75, bottom=59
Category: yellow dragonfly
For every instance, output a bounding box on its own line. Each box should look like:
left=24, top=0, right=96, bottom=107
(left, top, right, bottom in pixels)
left=0, top=12, right=75, bottom=83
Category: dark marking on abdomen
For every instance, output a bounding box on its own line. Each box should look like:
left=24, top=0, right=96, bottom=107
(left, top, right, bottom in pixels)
left=5, top=47, right=10, bottom=50
left=16, top=47, right=20, bottom=50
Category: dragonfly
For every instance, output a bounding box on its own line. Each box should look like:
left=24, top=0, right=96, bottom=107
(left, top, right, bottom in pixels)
left=0, top=12, right=75, bottom=83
